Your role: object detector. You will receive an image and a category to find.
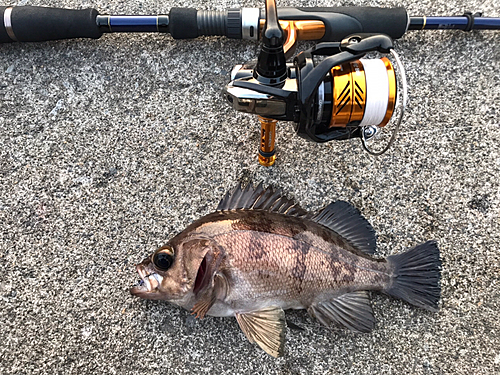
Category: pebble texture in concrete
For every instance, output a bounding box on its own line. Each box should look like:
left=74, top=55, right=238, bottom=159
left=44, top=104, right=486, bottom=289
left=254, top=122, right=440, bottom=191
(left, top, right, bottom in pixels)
left=0, top=0, right=499, bottom=374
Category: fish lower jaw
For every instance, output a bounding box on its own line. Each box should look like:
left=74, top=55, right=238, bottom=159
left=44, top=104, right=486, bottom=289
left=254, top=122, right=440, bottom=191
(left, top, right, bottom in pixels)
left=130, top=276, right=153, bottom=295
left=133, top=264, right=163, bottom=294
left=129, top=274, right=152, bottom=293
left=130, top=284, right=148, bottom=295
left=130, top=277, right=168, bottom=299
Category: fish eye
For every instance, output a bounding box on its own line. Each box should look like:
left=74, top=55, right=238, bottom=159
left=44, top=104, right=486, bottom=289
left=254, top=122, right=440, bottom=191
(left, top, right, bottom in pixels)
left=152, top=246, right=174, bottom=271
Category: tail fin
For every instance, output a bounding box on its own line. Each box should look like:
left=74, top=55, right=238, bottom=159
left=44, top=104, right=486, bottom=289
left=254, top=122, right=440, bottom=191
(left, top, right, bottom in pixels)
left=385, top=241, right=441, bottom=311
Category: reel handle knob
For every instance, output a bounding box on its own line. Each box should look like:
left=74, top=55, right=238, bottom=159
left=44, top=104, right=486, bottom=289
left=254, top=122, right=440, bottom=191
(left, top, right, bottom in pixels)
left=254, top=0, right=287, bottom=85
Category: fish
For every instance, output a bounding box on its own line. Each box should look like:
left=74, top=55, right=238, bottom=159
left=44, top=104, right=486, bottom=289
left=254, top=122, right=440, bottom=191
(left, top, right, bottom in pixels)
left=130, top=183, right=441, bottom=357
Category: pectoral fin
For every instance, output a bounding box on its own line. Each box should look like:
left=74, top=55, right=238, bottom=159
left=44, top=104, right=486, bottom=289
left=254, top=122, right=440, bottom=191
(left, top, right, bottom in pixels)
left=308, top=291, right=375, bottom=333
left=191, top=273, right=228, bottom=319
left=235, top=306, right=286, bottom=358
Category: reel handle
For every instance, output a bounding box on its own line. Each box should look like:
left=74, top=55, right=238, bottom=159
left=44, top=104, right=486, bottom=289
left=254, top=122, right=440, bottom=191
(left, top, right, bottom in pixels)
left=254, top=0, right=286, bottom=166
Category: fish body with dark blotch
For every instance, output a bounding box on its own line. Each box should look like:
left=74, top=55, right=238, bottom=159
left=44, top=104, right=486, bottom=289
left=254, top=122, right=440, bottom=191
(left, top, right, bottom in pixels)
left=131, top=183, right=441, bottom=357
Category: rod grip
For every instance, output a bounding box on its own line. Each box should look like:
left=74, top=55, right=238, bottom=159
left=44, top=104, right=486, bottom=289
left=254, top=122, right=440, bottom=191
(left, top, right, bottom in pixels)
left=169, top=7, right=199, bottom=39
left=168, top=8, right=239, bottom=39
left=0, top=6, right=102, bottom=43
left=277, top=7, right=409, bottom=41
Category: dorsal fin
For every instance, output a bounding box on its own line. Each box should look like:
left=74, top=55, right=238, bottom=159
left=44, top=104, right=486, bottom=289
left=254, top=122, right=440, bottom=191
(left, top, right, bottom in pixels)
left=311, top=201, right=376, bottom=255
left=217, top=182, right=310, bottom=217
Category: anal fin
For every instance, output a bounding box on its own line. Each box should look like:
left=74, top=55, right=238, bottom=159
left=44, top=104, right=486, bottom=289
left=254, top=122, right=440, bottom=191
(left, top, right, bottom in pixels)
left=286, top=320, right=304, bottom=331
left=308, top=291, right=375, bottom=333
left=235, top=306, right=286, bottom=358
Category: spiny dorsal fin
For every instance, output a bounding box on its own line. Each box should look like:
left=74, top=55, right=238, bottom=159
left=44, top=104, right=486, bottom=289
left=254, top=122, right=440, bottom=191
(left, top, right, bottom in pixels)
left=308, top=291, right=375, bottom=333
left=235, top=306, right=286, bottom=357
left=217, top=182, right=309, bottom=218
left=311, top=201, right=376, bottom=255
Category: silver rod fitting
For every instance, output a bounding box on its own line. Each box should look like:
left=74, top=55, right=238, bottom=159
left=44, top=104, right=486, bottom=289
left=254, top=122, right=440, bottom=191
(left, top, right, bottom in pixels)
left=4, top=7, right=18, bottom=42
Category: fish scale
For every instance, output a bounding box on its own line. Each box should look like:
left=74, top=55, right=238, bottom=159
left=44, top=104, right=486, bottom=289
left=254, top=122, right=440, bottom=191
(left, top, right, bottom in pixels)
left=214, top=229, right=390, bottom=309
left=131, top=183, right=441, bottom=357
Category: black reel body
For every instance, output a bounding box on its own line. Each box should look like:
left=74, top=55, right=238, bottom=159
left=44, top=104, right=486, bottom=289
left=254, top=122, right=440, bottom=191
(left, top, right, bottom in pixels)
left=224, top=0, right=406, bottom=165
left=294, top=35, right=400, bottom=143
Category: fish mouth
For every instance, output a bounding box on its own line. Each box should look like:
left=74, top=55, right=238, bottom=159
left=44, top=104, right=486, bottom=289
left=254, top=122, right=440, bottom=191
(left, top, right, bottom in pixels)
left=193, top=252, right=214, bottom=295
left=194, top=255, right=208, bottom=294
left=130, top=264, right=162, bottom=296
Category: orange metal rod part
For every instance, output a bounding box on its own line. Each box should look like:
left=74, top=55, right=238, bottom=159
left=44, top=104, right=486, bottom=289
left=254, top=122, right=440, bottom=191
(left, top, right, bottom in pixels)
left=260, top=20, right=325, bottom=56
left=258, top=116, right=277, bottom=167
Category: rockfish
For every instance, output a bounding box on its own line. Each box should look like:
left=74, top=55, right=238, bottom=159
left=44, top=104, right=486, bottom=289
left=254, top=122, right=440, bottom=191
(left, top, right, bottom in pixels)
left=131, top=183, right=441, bottom=357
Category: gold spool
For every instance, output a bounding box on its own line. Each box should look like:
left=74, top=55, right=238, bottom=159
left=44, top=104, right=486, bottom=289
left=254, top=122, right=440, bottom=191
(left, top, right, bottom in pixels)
left=329, top=60, right=366, bottom=128
left=329, top=58, right=397, bottom=128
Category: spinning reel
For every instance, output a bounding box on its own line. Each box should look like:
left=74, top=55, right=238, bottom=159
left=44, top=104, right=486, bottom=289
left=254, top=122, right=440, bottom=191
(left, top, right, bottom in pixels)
left=224, top=0, right=407, bottom=166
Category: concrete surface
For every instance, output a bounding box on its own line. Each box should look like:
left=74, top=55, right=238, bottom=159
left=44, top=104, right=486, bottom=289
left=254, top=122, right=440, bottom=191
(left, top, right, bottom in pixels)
left=0, top=0, right=499, bottom=374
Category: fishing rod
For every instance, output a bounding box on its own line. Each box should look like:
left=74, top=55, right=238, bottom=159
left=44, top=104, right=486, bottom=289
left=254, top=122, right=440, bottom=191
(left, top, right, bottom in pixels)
left=0, top=6, right=500, bottom=43
left=1, top=5, right=499, bottom=43
left=1, top=2, right=499, bottom=166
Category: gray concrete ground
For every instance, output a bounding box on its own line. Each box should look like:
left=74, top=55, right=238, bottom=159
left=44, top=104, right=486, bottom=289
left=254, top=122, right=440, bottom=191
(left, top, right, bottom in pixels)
left=0, top=0, right=499, bottom=374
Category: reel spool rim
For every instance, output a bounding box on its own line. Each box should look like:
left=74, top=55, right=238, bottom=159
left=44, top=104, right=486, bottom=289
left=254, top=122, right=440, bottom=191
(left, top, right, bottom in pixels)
left=361, top=48, right=408, bottom=156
